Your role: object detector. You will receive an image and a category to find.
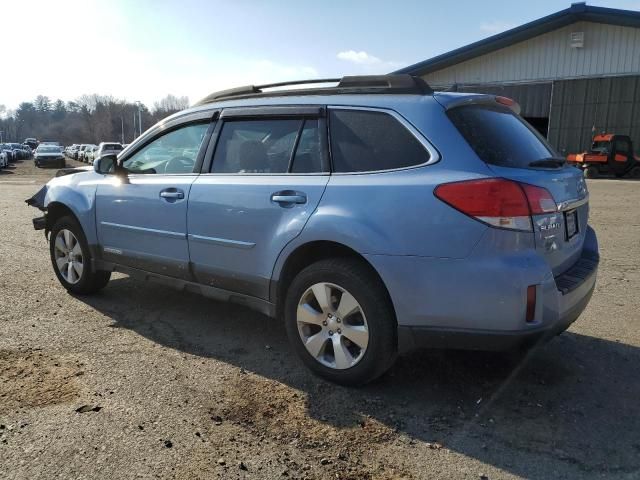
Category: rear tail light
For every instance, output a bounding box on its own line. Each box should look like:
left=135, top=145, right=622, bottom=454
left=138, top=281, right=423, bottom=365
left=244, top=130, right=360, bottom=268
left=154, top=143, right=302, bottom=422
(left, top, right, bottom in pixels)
left=520, top=183, right=556, bottom=214
left=434, top=178, right=556, bottom=231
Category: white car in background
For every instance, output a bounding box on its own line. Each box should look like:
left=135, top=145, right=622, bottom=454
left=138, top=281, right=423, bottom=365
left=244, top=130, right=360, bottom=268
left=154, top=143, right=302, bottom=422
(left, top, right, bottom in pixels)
left=95, top=142, right=124, bottom=161
left=84, top=145, right=98, bottom=164
left=78, top=144, right=97, bottom=162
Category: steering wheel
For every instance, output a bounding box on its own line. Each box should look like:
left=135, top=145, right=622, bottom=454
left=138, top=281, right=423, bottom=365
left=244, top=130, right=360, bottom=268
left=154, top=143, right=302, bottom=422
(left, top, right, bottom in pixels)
left=164, top=156, right=194, bottom=174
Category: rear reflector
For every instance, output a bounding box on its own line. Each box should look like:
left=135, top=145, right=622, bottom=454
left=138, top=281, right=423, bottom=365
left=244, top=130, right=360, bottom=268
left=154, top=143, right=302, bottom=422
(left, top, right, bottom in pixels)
left=434, top=178, right=556, bottom=231
left=526, top=285, right=537, bottom=323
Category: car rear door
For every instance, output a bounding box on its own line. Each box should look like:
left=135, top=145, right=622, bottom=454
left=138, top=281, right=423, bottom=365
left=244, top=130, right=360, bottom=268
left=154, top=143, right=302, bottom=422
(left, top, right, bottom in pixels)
left=95, top=112, right=214, bottom=279
left=187, top=106, right=330, bottom=299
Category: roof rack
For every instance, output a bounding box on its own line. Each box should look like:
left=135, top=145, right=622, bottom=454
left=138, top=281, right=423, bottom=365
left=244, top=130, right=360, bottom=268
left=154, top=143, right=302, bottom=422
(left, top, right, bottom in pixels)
left=194, top=74, right=433, bottom=105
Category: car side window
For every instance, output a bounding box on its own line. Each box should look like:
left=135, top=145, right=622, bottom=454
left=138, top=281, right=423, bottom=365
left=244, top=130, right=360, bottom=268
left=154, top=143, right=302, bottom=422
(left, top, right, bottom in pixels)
left=122, top=122, right=209, bottom=174
left=291, top=119, right=324, bottom=173
left=614, top=138, right=631, bottom=154
left=211, top=118, right=325, bottom=174
left=329, top=109, right=430, bottom=172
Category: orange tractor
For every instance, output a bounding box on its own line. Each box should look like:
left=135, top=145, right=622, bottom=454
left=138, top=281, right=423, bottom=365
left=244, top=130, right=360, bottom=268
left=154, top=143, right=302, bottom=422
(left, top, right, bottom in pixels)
left=566, top=134, right=640, bottom=179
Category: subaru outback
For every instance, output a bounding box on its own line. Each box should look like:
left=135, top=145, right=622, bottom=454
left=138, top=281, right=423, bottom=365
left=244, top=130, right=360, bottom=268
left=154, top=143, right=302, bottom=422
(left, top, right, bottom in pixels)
left=26, top=75, right=598, bottom=385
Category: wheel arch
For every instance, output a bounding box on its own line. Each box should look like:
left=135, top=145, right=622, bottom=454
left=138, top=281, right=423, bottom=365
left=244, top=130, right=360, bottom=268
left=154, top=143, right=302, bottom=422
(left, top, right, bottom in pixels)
left=43, top=181, right=98, bottom=244
left=271, top=240, right=397, bottom=325
left=46, top=201, right=82, bottom=233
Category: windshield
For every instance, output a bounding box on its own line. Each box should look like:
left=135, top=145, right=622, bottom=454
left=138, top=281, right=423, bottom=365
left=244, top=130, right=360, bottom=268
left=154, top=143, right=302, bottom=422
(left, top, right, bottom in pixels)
left=591, top=141, right=610, bottom=153
left=448, top=104, right=557, bottom=169
left=38, top=146, right=61, bottom=153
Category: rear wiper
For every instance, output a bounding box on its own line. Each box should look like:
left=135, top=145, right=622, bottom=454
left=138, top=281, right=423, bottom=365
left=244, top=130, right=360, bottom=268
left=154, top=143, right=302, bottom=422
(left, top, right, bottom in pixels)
left=528, top=157, right=566, bottom=168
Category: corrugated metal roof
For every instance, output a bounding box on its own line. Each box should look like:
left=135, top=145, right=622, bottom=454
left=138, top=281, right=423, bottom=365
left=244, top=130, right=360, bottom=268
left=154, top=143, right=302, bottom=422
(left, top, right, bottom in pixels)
left=394, top=3, right=640, bottom=76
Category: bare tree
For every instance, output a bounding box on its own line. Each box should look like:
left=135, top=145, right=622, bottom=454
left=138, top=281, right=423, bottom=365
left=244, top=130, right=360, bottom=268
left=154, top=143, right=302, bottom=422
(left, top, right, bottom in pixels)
left=153, top=94, right=189, bottom=114
left=0, top=93, right=187, bottom=144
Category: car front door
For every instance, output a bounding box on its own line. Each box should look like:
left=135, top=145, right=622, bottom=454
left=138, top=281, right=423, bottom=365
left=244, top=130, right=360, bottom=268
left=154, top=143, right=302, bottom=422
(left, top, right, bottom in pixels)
left=96, top=117, right=213, bottom=279
left=187, top=106, right=330, bottom=299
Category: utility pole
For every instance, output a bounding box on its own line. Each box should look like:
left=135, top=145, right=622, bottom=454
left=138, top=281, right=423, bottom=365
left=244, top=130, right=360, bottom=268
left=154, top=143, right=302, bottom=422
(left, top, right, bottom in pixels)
left=132, top=112, right=137, bottom=141
left=135, top=101, right=143, bottom=137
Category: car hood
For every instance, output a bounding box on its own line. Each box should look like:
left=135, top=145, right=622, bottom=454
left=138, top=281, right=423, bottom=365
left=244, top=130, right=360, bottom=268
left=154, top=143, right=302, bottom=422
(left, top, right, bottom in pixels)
left=55, top=165, right=93, bottom=177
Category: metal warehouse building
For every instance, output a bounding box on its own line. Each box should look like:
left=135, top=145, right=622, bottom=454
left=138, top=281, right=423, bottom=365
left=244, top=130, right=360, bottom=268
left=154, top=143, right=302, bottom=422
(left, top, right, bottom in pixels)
left=396, top=2, right=640, bottom=156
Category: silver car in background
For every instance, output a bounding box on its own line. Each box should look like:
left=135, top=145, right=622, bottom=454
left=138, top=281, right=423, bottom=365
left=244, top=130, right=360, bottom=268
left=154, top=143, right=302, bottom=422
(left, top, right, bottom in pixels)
left=34, top=145, right=65, bottom=168
left=95, top=142, right=123, bottom=161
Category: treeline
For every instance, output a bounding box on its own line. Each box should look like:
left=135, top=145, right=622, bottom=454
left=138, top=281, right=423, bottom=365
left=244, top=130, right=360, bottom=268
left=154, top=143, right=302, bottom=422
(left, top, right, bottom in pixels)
left=0, top=94, right=189, bottom=145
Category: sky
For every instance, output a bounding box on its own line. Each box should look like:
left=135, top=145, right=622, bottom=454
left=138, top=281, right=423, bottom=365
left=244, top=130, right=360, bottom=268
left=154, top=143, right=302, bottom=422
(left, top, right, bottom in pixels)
left=1, top=0, right=639, bottom=112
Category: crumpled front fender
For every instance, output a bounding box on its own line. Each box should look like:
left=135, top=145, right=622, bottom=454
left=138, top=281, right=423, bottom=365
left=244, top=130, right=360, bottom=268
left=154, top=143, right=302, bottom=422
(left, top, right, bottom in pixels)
left=25, top=172, right=100, bottom=245
left=25, top=185, right=48, bottom=211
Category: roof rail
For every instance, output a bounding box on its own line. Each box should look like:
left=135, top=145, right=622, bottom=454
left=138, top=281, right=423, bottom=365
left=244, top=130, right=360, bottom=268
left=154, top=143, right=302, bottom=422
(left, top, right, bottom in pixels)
left=194, top=74, right=433, bottom=105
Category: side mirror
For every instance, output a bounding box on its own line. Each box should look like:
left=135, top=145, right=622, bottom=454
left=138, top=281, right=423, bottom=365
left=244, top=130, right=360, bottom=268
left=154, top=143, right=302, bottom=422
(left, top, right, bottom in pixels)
left=94, top=154, right=118, bottom=174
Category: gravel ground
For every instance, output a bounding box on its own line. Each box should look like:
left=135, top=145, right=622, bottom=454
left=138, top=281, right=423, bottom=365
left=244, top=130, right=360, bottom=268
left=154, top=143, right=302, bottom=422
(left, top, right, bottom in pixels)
left=1, top=159, right=639, bottom=480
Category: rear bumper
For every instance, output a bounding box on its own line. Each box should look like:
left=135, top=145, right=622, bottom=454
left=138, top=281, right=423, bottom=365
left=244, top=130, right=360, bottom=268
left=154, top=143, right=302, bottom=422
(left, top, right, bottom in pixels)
left=36, top=157, right=64, bottom=165
left=397, top=277, right=595, bottom=352
left=366, top=226, right=599, bottom=353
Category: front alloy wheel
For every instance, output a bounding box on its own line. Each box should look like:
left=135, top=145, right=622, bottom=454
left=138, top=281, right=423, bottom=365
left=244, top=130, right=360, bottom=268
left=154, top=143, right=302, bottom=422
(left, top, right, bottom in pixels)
left=49, top=215, right=111, bottom=294
left=297, top=282, right=369, bottom=370
left=53, top=229, right=84, bottom=284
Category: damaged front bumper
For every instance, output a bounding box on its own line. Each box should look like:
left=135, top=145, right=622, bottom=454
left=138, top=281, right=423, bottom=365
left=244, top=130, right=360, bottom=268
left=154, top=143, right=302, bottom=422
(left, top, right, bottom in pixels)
left=32, top=216, right=46, bottom=230
left=26, top=185, right=49, bottom=232
left=25, top=185, right=48, bottom=211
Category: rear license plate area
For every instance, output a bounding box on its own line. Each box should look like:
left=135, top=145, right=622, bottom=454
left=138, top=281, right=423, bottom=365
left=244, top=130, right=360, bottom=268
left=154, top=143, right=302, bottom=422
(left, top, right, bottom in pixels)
left=565, top=209, right=578, bottom=240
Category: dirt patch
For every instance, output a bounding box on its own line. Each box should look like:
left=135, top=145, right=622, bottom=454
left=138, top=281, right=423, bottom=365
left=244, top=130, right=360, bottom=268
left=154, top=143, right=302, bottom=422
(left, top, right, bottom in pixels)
left=217, top=375, right=410, bottom=479
left=0, top=349, right=81, bottom=413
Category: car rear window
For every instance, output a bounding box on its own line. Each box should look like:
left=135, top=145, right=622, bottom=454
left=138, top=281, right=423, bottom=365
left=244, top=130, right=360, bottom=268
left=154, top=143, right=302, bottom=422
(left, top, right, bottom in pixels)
left=447, top=105, right=556, bottom=169
left=104, top=144, right=122, bottom=150
left=329, top=109, right=430, bottom=172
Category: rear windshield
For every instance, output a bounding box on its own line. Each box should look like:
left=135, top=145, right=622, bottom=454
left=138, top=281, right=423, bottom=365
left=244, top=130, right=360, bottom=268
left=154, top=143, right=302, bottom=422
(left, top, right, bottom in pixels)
left=103, top=144, right=122, bottom=150
left=447, top=105, right=556, bottom=169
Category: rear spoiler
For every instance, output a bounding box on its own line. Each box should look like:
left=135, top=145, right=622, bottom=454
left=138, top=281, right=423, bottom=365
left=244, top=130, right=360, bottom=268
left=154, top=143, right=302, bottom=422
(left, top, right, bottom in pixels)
left=434, top=93, right=521, bottom=115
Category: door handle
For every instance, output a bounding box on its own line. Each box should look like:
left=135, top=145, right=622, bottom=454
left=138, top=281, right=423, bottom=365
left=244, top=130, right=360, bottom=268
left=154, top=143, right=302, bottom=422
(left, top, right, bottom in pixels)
left=159, top=189, right=184, bottom=200
left=271, top=191, right=307, bottom=205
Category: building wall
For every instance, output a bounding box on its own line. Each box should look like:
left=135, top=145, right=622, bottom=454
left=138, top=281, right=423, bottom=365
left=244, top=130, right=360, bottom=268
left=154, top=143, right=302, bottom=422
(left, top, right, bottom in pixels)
left=423, top=21, right=640, bottom=87
left=548, top=75, right=640, bottom=155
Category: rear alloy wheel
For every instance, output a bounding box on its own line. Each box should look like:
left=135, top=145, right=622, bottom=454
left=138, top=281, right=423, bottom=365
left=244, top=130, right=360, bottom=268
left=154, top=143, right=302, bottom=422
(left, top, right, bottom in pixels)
left=50, top=216, right=111, bottom=294
left=296, top=282, right=370, bottom=370
left=284, top=259, right=397, bottom=385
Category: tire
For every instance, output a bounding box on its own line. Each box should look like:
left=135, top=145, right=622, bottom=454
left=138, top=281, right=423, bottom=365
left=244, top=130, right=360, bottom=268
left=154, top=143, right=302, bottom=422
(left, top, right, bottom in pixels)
left=49, top=216, right=111, bottom=295
left=284, top=258, right=397, bottom=386
left=584, top=166, right=599, bottom=179
left=628, top=166, right=640, bottom=179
